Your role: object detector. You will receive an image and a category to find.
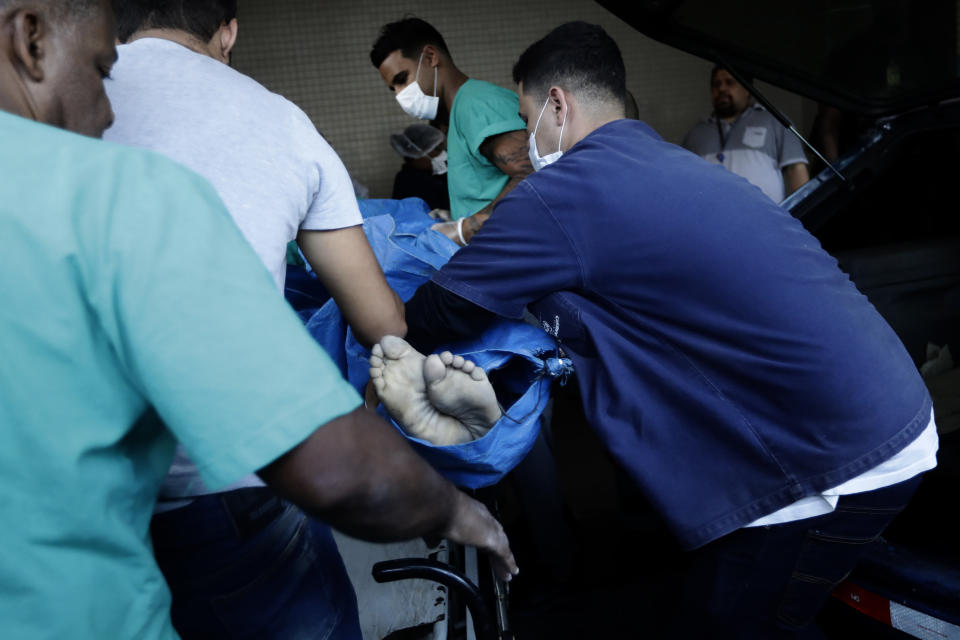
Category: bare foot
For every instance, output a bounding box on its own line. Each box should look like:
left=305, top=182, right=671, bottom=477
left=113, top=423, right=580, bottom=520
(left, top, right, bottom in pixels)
left=369, top=336, right=476, bottom=446
left=424, top=352, right=502, bottom=440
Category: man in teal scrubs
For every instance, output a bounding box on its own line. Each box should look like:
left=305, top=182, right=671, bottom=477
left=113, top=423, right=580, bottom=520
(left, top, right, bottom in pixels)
left=372, top=17, right=532, bottom=245
left=0, top=2, right=516, bottom=638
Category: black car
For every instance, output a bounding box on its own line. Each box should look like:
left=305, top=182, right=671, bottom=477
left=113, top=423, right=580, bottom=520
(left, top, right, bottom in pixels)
left=599, top=1, right=960, bottom=637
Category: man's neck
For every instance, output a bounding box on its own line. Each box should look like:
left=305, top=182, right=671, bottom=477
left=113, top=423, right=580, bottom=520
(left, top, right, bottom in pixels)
left=719, top=111, right=741, bottom=124
left=128, top=29, right=213, bottom=59
left=0, top=93, right=29, bottom=122
left=718, top=104, right=751, bottom=124
left=0, top=63, right=39, bottom=123
left=562, top=102, right=625, bottom=152
left=439, top=66, right=469, bottom=114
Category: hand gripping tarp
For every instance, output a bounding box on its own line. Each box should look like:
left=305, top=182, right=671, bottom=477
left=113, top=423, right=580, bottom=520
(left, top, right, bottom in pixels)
left=293, top=198, right=572, bottom=488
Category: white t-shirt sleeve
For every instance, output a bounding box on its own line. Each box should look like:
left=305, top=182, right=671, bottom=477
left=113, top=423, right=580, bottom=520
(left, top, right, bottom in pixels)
left=290, top=108, right=363, bottom=231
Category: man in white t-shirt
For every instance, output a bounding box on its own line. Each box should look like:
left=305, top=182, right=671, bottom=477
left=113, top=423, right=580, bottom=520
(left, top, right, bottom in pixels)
left=103, top=2, right=406, bottom=638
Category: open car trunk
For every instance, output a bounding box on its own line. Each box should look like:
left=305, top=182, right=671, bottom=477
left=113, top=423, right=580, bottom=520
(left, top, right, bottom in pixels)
left=786, top=101, right=960, bottom=631
left=597, top=1, right=960, bottom=118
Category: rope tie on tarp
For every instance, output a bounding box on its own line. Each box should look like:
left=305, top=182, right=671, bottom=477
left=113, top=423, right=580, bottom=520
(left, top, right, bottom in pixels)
left=497, top=346, right=574, bottom=425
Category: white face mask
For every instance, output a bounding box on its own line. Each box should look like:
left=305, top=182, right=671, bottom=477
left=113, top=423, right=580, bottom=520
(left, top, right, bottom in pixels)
left=395, top=52, right=439, bottom=121
left=430, top=150, right=448, bottom=175
left=528, top=95, right=566, bottom=171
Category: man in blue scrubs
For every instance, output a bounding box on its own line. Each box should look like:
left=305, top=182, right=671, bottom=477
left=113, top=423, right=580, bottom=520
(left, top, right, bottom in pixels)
left=0, top=2, right=516, bottom=638
left=402, top=21, right=936, bottom=638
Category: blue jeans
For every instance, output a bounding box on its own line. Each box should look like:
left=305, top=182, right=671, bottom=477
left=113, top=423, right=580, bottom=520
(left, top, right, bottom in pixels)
left=151, top=489, right=362, bottom=640
left=678, top=475, right=924, bottom=639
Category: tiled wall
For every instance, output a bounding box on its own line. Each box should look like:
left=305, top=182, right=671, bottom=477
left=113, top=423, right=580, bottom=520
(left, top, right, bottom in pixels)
left=232, top=0, right=812, bottom=198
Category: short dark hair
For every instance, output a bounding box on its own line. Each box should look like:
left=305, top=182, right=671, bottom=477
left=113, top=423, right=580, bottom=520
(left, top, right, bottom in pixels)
left=513, top=22, right=625, bottom=107
left=111, top=0, right=237, bottom=43
left=711, top=64, right=753, bottom=87
left=370, top=17, right=451, bottom=69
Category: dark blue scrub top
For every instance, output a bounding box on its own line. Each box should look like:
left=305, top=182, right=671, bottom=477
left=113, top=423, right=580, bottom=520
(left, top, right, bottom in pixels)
left=432, top=119, right=930, bottom=549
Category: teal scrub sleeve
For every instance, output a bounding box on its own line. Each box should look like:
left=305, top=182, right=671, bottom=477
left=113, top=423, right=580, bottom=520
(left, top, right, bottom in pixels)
left=85, top=152, right=362, bottom=489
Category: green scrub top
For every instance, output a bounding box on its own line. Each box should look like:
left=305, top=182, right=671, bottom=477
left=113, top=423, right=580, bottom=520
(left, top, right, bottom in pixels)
left=446, top=79, right=526, bottom=219
left=0, top=111, right=361, bottom=639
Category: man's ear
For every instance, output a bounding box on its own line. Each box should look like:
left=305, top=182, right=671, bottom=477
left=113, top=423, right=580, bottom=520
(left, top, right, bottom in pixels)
left=548, top=86, right=566, bottom=124
left=218, top=18, right=238, bottom=60
left=422, top=44, right=440, bottom=68
left=10, top=9, right=47, bottom=82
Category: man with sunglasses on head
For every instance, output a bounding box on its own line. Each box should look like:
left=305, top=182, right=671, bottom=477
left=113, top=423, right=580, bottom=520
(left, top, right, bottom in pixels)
left=372, top=17, right=532, bottom=247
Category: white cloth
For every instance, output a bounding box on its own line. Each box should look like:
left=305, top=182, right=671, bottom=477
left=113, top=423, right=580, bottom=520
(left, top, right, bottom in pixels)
left=746, top=408, right=938, bottom=527
left=104, top=38, right=362, bottom=502
left=104, top=38, right=362, bottom=291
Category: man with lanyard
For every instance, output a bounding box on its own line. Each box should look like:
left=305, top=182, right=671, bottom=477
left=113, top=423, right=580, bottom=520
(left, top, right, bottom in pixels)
left=371, top=17, right=532, bottom=246
left=0, top=1, right=517, bottom=638
left=392, top=21, right=936, bottom=638
left=683, top=65, right=810, bottom=202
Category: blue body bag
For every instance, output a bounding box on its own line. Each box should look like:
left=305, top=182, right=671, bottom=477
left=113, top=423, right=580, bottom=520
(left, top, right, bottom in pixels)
left=289, top=198, right=569, bottom=488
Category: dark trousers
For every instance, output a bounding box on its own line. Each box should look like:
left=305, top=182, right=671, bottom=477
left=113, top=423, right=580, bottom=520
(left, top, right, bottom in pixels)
left=151, top=488, right=362, bottom=640
left=678, top=474, right=923, bottom=639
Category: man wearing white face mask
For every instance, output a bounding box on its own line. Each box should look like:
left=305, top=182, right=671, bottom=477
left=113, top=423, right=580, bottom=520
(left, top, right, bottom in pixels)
left=400, top=21, right=935, bottom=639
left=390, top=122, right=450, bottom=211
left=371, top=17, right=531, bottom=247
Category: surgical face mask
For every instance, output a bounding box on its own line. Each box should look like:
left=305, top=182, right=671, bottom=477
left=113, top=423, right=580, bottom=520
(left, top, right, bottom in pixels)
left=395, top=52, right=439, bottom=121
left=430, top=149, right=448, bottom=175
left=528, top=95, right=566, bottom=171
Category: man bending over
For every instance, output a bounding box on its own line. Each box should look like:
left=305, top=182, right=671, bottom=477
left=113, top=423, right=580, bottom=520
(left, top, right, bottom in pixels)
left=391, top=22, right=937, bottom=638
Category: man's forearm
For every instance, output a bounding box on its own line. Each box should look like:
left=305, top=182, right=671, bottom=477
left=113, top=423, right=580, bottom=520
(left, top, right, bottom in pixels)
left=461, top=175, right=524, bottom=242
left=783, top=163, right=810, bottom=196
left=298, top=227, right=407, bottom=348
left=258, top=406, right=519, bottom=580
left=258, top=407, right=461, bottom=541
left=404, top=280, right=498, bottom=354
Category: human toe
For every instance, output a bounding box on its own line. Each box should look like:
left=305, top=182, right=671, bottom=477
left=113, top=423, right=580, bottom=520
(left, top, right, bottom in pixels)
left=423, top=354, right=448, bottom=385
left=380, top=335, right=411, bottom=359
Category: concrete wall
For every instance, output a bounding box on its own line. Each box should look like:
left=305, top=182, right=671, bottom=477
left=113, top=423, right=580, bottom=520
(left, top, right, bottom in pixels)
left=232, top=0, right=813, bottom=198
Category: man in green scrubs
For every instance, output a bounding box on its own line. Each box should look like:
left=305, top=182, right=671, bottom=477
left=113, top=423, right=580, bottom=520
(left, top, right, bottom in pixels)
left=0, top=2, right=516, bottom=638
left=372, top=17, right=532, bottom=245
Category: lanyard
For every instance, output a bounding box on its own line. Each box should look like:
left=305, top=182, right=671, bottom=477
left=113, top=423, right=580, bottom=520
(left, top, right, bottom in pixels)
left=715, top=118, right=729, bottom=163
left=715, top=110, right=746, bottom=163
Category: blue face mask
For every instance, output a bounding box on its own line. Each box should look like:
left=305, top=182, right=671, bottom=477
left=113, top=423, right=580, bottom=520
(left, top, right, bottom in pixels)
left=528, top=95, right=566, bottom=171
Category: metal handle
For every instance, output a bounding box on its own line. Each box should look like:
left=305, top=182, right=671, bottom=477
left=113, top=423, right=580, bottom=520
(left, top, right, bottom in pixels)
left=372, top=557, right=498, bottom=640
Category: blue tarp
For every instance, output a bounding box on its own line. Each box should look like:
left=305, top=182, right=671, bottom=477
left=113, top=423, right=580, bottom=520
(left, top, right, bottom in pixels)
left=290, top=198, right=567, bottom=488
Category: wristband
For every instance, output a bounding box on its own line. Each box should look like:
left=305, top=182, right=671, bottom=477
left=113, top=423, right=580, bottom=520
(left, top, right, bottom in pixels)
left=456, top=217, right=467, bottom=246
